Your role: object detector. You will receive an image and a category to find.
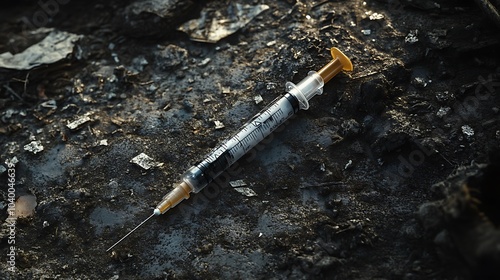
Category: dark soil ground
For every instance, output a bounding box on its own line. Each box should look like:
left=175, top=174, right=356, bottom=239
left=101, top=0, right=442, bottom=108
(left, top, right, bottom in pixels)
left=0, top=0, right=499, bottom=279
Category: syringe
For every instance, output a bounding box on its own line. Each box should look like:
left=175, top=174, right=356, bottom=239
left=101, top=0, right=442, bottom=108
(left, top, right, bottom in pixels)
left=106, top=47, right=352, bottom=252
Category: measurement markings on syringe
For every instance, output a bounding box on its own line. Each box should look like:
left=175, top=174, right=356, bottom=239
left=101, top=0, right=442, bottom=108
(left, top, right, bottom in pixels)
left=234, top=108, right=287, bottom=154
left=197, top=96, right=296, bottom=181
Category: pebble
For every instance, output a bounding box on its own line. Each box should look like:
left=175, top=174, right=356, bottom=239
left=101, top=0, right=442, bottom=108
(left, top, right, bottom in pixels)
left=461, top=125, right=474, bottom=139
left=405, top=30, right=419, bottom=44
left=24, top=140, right=44, bottom=154
left=417, top=202, right=443, bottom=232
left=130, top=153, right=160, bottom=170
left=156, top=44, right=188, bottom=69
left=67, top=115, right=91, bottom=130
left=436, top=107, right=450, bottom=118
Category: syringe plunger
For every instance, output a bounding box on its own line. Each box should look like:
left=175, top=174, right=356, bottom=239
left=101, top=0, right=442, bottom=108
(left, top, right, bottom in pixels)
left=318, top=48, right=353, bottom=83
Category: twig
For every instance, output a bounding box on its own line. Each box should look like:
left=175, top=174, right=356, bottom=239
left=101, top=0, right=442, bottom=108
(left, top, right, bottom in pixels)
left=3, top=84, right=23, bottom=101
left=312, top=1, right=330, bottom=10
left=11, top=71, right=30, bottom=97
left=473, top=0, right=500, bottom=29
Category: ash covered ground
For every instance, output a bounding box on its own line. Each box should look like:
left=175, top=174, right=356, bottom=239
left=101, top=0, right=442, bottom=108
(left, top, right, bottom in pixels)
left=0, top=0, right=499, bottom=279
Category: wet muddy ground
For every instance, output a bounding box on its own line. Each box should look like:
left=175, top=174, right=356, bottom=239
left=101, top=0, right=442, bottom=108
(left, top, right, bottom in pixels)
left=0, top=0, right=499, bottom=279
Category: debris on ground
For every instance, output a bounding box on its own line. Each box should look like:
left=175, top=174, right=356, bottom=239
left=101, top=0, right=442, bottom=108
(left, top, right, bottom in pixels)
left=130, top=153, right=161, bottom=170
left=254, top=95, right=263, bottom=104
left=0, top=29, right=82, bottom=70
left=214, top=120, right=225, bottom=130
left=233, top=187, right=258, bottom=197
left=23, top=140, right=44, bottom=154
left=66, top=114, right=92, bottom=130
left=230, top=180, right=257, bottom=197
left=178, top=2, right=270, bottom=43
left=120, top=0, right=196, bottom=37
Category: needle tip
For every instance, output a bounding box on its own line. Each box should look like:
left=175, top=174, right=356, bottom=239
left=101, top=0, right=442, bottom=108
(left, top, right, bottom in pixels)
left=105, top=212, right=156, bottom=253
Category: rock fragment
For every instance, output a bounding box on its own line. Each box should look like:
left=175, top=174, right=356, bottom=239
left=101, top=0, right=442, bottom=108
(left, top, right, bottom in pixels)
left=67, top=115, right=91, bottom=130
left=119, top=0, right=196, bottom=37
left=178, top=3, right=270, bottom=43
left=24, top=140, right=44, bottom=154
left=130, top=153, right=161, bottom=170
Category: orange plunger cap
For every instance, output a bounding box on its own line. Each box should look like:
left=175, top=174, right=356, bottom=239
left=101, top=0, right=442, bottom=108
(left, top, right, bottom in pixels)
left=317, top=47, right=353, bottom=84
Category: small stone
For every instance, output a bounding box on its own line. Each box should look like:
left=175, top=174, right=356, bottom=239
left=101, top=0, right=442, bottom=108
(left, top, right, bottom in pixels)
left=341, top=119, right=360, bottom=136
left=198, top=58, right=211, bottom=67
left=5, top=157, right=18, bottom=167
left=417, top=202, right=443, bottom=231
left=67, top=115, right=91, bottom=130
left=156, top=44, right=188, bottom=69
left=405, top=30, right=419, bottom=44
left=368, top=11, right=384, bottom=20
left=266, top=40, right=276, bottom=46
left=436, top=107, right=450, bottom=118
left=229, top=180, right=247, bottom=187
left=233, top=187, right=257, bottom=197
left=5, top=142, right=19, bottom=155
left=412, top=77, right=428, bottom=88
left=266, top=83, right=277, bottom=90
left=131, top=55, right=148, bottom=72
left=24, top=140, right=44, bottom=154
left=130, top=153, right=159, bottom=170
left=344, top=160, right=353, bottom=170
left=435, top=91, right=454, bottom=102
left=254, top=95, right=263, bottom=104
left=461, top=125, right=474, bottom=139
left=361, top=29, right=371, bottom=35
left=320, top=163, right=326, bottom=172
left=214, top=120, right=225, bottom=130
left=148, top=84, right=158, bottom=92
left=0, top=165, right=6, bottom=175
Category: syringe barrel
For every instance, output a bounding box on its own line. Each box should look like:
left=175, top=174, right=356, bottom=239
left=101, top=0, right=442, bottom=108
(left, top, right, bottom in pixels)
left=182, top=92, right=300, bottom=193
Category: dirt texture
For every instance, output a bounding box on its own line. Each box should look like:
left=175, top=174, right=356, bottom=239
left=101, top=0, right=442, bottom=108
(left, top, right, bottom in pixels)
left=0, top=0, right=499, bottom=279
